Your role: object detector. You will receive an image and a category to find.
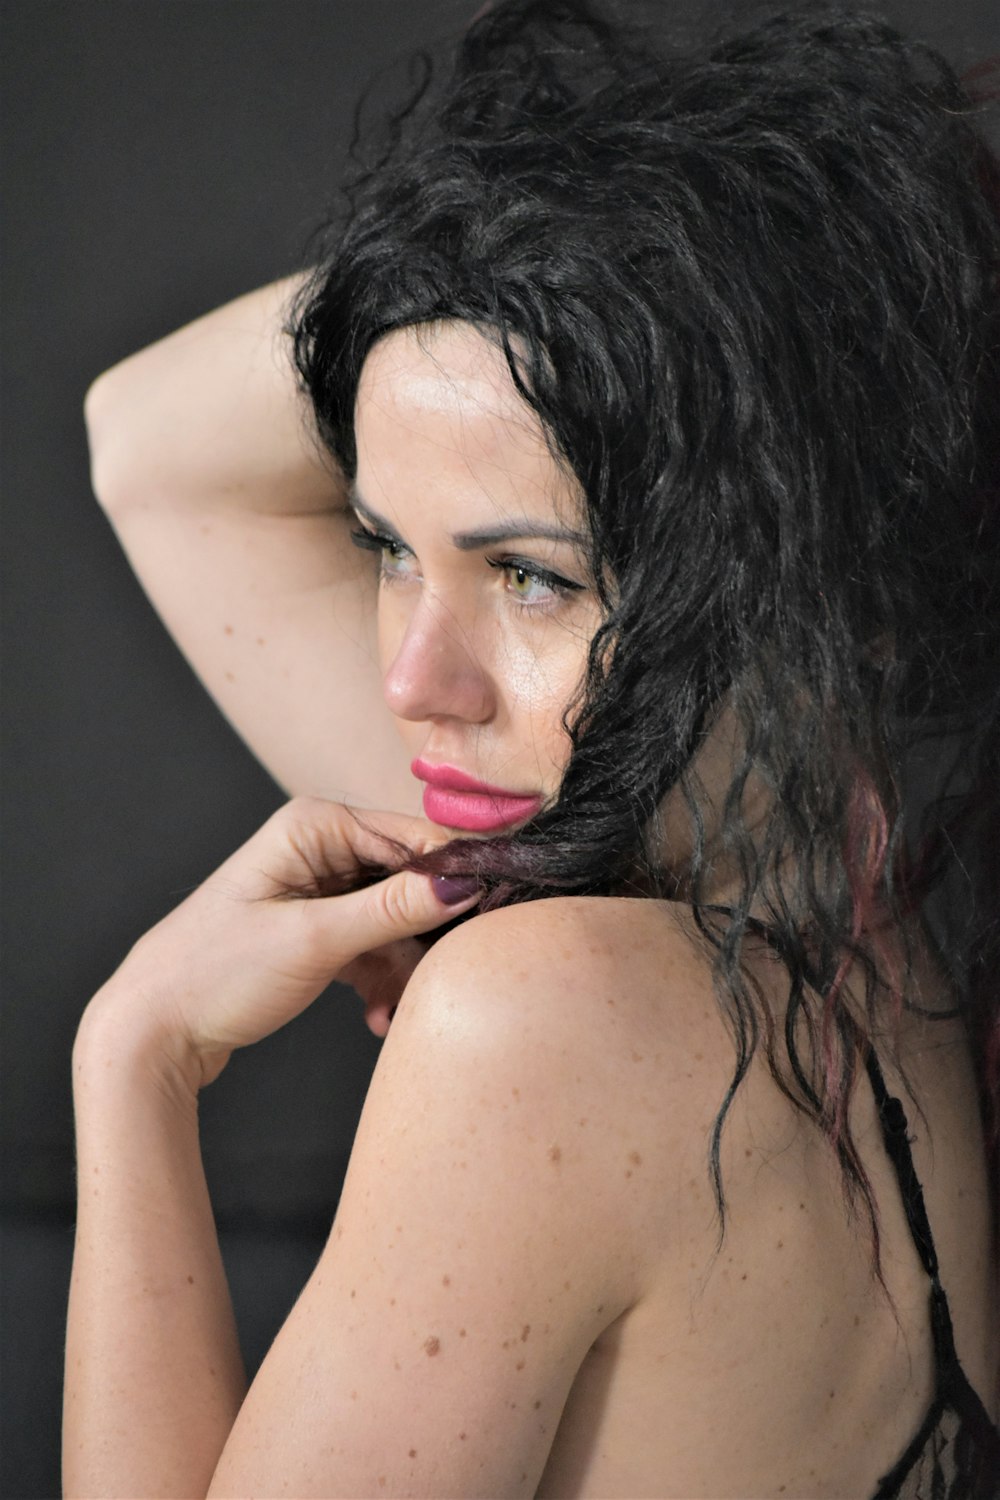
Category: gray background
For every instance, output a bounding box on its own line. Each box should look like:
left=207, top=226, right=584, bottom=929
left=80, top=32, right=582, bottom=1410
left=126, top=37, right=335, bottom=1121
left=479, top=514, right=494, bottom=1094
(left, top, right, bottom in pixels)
left=2, top=2, right=997, bottom=1495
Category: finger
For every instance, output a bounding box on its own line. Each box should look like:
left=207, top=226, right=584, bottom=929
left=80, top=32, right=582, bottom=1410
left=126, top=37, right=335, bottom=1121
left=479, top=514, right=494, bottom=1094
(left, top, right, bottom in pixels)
left=336, top=807, right=458, bottom=864
left=309, top=868, right=480, bottom=969
left=279, top=800, right=455, bottom=886
left=363, top=997, right=395, bottom=1039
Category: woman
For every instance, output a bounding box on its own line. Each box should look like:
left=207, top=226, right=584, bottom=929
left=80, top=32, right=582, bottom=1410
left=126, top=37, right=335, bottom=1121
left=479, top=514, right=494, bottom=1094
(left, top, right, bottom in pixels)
left=64, top=2, right=999, bottom=1496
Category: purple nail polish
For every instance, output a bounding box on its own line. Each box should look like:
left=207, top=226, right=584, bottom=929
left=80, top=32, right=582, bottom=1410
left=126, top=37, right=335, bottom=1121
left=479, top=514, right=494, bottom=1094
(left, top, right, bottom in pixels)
left=433, top=874, right=480, bottom=906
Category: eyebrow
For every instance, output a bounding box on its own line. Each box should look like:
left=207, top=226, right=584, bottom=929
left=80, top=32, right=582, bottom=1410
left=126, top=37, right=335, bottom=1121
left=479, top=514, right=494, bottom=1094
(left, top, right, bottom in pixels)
left=348, top=487, right=589, bottom=552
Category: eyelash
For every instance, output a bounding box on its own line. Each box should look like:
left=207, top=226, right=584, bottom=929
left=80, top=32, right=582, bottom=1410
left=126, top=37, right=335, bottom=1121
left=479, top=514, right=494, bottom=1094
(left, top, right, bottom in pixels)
left=348, top=525, right=584, bottom=610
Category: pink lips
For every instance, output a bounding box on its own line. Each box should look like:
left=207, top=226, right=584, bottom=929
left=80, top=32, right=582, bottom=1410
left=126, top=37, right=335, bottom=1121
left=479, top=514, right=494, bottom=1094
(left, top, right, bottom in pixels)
left=411, top=758, right=543, bottom=832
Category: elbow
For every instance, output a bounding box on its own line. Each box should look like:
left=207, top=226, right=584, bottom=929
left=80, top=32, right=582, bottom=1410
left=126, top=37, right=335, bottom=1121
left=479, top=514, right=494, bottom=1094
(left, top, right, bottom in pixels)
left=84, top=365, right=139, bottom=514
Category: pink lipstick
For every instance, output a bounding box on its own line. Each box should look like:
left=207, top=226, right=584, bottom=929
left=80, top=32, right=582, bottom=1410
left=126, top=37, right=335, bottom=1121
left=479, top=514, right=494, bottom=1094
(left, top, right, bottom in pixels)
left=411, top=759, right=542, bottom=833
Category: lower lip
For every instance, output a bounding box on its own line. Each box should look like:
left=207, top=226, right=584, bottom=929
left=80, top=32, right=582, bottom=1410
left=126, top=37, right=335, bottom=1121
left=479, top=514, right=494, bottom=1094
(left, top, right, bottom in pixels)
left=421, top=785, right=542, bottom=832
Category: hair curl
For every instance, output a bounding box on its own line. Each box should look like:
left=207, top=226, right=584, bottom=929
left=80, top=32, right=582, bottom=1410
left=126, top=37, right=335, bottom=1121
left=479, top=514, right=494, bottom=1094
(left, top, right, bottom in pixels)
left=292, top=0, right=1000, bottom=1241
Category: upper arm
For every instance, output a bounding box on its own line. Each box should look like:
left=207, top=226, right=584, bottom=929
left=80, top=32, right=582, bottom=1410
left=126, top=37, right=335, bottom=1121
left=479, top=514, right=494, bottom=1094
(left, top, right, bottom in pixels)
left=86, top=279, right=417, bottom=806
left=207, top=905, right=655, bottom=1498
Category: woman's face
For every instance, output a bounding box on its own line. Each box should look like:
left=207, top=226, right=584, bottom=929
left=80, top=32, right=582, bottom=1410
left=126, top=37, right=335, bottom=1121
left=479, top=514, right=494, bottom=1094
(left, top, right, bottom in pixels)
left=352, top=321, right=601, bottom=834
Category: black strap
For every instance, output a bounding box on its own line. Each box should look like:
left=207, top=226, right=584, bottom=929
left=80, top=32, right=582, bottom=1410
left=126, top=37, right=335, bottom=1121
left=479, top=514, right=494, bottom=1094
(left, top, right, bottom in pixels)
left=864, top=1049, right=940, bottom=1280
left=864, top=1049, right=967, bottom=1385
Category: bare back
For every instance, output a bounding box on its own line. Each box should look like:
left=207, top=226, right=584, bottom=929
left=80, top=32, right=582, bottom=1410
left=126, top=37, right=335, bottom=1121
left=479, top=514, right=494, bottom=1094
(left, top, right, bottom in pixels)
left=519, top=901, right=999, bottom=1498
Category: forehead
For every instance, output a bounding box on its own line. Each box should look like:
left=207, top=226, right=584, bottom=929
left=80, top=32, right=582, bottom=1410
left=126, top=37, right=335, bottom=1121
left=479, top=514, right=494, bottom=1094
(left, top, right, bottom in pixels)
left=354, top=322, right=582, bottom=524
left=357, top=321, right=531, bottom=426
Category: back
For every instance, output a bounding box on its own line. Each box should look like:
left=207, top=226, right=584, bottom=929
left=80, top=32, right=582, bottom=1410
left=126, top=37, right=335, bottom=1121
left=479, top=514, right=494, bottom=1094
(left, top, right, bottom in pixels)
left=524, top=899, right=998, bottom=1498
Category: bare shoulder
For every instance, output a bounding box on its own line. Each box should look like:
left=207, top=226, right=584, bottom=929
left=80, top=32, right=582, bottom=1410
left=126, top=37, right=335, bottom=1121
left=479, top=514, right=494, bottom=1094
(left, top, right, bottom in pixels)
left=209, top=900, right=729, bottom=1497
left=403, top=893, right=727, bottom=1062
left=390, top=895, right=736, bottom=1255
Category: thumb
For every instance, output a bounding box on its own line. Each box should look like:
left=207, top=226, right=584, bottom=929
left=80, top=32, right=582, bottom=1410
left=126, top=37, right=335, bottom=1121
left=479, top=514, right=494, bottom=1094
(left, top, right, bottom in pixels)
left=319, top=870, right=481, bottom=967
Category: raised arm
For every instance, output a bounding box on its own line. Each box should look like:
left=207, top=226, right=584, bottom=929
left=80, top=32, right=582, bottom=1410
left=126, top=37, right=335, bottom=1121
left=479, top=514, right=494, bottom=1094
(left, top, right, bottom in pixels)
left=85, top=278, right=417, bottom=809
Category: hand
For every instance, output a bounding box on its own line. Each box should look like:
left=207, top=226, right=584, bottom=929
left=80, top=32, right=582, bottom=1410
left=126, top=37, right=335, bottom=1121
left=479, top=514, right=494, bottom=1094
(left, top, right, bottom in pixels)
left=338, top=936, right=431, bottom=1038
left=78, top=797, right=478, bottom=1091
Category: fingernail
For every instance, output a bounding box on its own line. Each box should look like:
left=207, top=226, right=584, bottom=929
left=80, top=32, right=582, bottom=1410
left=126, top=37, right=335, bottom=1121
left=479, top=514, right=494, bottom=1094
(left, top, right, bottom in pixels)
left=432, top=875, right=480, bottom=906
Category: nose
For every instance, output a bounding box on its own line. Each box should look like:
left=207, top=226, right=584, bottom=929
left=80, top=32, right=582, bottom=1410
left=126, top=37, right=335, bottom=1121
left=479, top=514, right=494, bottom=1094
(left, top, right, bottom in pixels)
left=381, top=593, right=494, bottom=726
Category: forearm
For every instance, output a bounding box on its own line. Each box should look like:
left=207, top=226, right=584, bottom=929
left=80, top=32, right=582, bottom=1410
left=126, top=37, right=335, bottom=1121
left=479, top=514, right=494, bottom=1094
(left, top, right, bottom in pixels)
left=86, top=275, right=341, bottom=520
left=64, top=998, right=247, bottom=1500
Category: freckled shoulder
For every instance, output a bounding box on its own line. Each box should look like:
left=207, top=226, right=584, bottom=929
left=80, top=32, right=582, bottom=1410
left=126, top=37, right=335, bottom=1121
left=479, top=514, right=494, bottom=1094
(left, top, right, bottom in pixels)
left=404, top=894, right=727, bottom=1067
left=391, top=896, right=736, bottom=1281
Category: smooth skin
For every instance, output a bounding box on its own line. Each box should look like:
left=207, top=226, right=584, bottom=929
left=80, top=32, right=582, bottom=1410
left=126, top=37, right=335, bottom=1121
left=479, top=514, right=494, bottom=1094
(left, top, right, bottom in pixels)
left=66, top=291, right=998, bottom=1497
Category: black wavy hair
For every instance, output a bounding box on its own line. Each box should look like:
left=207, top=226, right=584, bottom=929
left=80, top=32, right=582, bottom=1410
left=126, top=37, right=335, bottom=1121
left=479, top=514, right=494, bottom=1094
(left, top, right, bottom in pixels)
left=292, top=0, right=1000, bottom=1238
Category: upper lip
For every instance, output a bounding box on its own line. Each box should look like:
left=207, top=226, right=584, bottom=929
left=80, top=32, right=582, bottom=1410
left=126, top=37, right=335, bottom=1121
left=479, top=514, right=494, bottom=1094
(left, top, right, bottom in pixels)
left=411, top=758, right=539, bottom=799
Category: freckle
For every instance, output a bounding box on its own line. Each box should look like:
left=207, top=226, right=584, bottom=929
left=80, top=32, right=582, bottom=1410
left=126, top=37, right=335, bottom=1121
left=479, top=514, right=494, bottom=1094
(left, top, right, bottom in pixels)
left=799, top=1201, right=806, bottom=1210
left=778, top=1487, right=786, bottom=1494
left=596, top=1304, right=604, bottom=1314
left=442, top=1275, right=451, bottom=1287
left=394, top=1360, right=400, bottom=1370
left=625, top=1170, right=632, bottom=1178
left=829, top=1389, right=836, bottom=1399
left=777, top=1240, right=783, bottom=1249
left=629, top=1151, right=642, bottom=1166
left=854, top=1315, right=860, bottom=1326
left=378, top=1477, right=386, bottom=1488
left=521, top=1324, right=531, bottom=1341
left=200, top=524, right=212, bottom=536
left=224, top=671, right=235, bottom=682
left=502, top=1340, right=510, bottom=1349
left=607, top=998, right=616, bottom=1008
left=350, top=1288, right=356, bottom=1298
left=390, top=1298, right=396, bottom=1306
left=516, top=1360, right=525, bottom=1371
left=459, top=1328, right=466, bottom=1337
left=631, top=1050, right=643, bottom=1062
left=223, top=624, right=233, bottom=635
left=186, top=1274, right=194, bottom=1284
left=548, top=1145, right=562, bottom=1163
left=336, top=1227, right=343, bottom=1239
left=459, top=1432, right=467, bottom=1441
left=409, top=1449, right=417, bottom=1459
left=741, top=1273, right=748, bottom=1281
left=255, top=636, right=265, bottom=646
left=563, top=1281, right=572, bottom=1291
left=534, top=1399, right=542, bottom=1410
left=578, top=1117, right=588, bottom=1126
left=745, top=1148, right=753, bottom=1158
left=350, top=1390, right=358, bottom=1401
left=423, top=1336, right=440, bottom=1357
left=511, top=1087, right=520, bottom=1100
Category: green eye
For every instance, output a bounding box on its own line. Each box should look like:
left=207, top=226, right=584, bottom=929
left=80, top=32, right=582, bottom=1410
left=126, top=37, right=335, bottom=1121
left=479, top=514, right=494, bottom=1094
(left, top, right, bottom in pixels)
left=490, top=557, right=584, bottom=607
left=509, top=565, right=537, bottom=595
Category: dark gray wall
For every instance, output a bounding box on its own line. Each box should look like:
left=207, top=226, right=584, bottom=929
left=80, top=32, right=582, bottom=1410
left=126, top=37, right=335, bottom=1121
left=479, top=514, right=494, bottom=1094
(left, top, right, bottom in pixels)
left=2, top=2, right=998, bottom=1496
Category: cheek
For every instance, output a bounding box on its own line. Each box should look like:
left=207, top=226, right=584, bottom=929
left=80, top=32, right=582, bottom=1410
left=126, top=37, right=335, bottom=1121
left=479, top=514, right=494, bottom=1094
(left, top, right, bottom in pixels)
left=375, top=588, right=411, bottom=675
left=500, top=632, right=585, bottom=761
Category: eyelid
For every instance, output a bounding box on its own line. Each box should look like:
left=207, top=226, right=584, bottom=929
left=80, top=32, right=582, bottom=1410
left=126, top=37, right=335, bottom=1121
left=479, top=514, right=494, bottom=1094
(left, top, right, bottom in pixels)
left=349, top=521, right=410, bottom=554
left=486, top=555, right=585, bottom=592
